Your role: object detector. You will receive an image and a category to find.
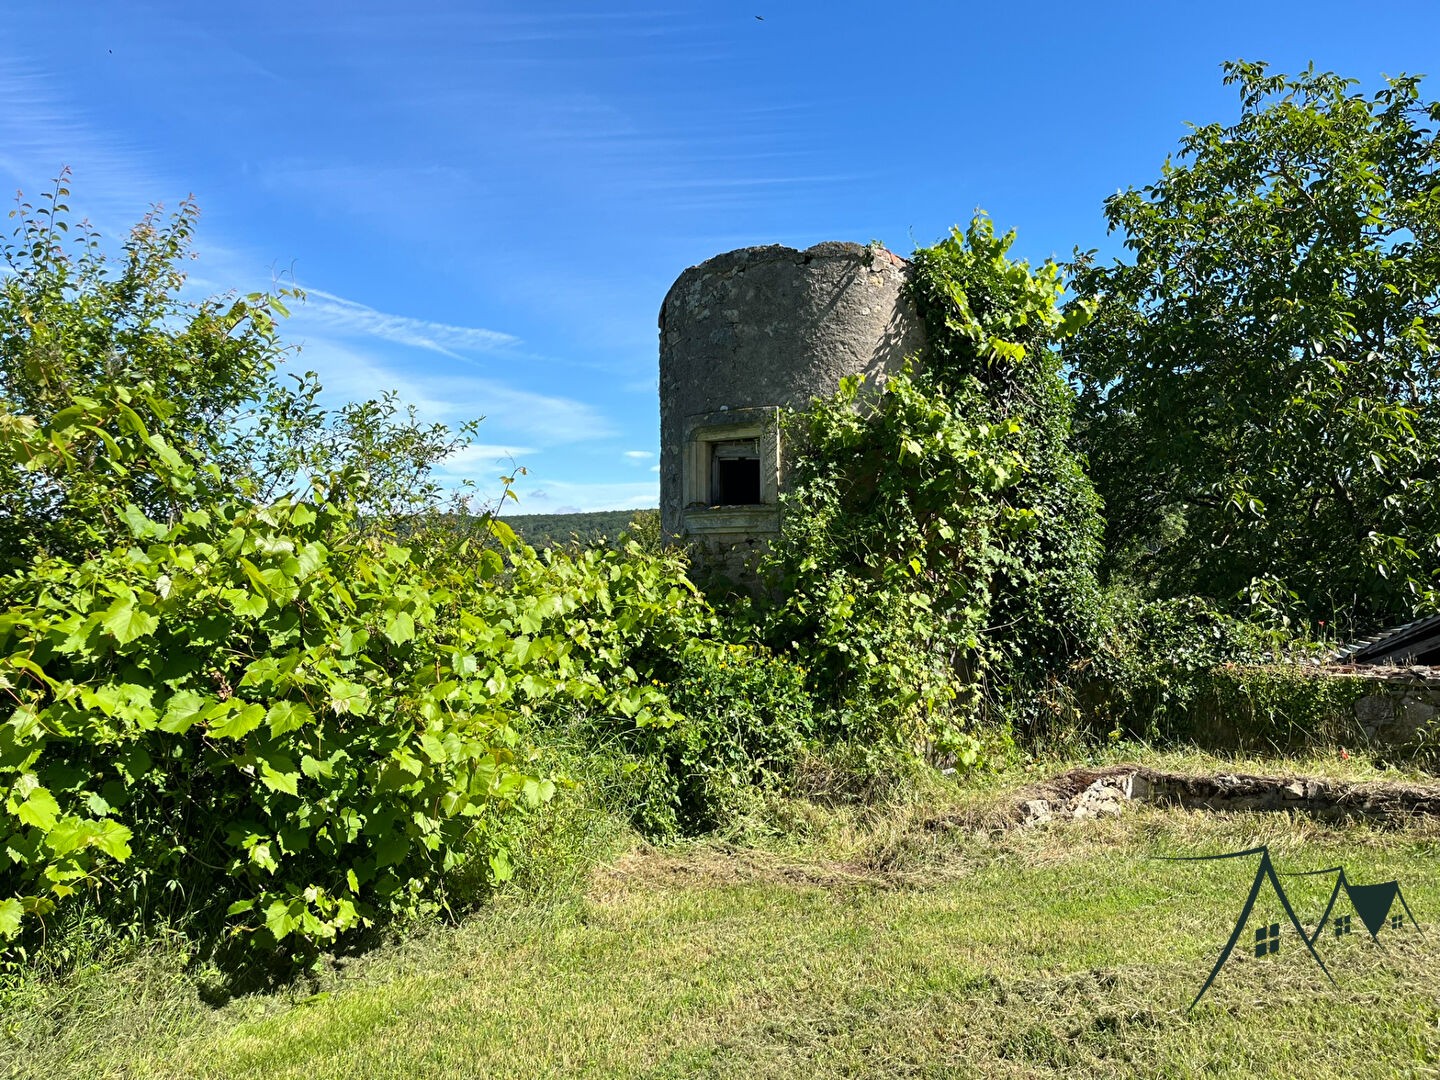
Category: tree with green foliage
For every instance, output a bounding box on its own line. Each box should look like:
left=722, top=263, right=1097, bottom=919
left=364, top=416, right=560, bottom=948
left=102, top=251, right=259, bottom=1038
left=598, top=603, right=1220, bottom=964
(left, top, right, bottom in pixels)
left=1067, top=61, right=1440, bottom=632
left=0, top=173, right=289, bottom=568
left=0, top=172, right=481, bottom=575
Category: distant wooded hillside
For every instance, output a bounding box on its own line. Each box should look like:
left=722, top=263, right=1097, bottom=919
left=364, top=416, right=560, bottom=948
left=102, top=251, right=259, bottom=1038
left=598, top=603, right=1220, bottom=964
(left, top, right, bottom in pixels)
left=498, top=508, right=658, bottom=549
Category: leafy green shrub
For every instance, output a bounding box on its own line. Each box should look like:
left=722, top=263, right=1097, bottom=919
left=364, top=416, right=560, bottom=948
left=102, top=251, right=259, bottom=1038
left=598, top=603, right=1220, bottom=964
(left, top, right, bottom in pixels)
left=638, top=644, right=812, bottom=835
left=757, top=217, right=1103, bottom=761
left=1073, top=591, right=1354, bottom=749
left=505, top=537, right=812, bottom=838
left=758, top=371, right=1022, bottom=762
left=0, top=384, right=718, bottom=958
left=907, top=218, right=1105, bottom=730
left=0, top=391, right=557, bottom=953
left=1192, top=665, right=1368, bottom=752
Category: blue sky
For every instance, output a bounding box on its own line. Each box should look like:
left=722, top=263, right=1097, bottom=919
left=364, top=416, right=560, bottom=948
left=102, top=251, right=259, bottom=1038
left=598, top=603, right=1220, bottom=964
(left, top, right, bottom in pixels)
left=4, top=1, right=1439, bottom=513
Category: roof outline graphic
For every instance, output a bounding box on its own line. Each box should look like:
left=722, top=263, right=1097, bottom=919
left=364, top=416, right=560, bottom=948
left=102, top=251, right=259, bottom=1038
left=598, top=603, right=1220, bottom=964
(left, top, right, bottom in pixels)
left=1157, top=845, right=1336, bottom=1010
left=1282, top=865, right=1423, bottom=944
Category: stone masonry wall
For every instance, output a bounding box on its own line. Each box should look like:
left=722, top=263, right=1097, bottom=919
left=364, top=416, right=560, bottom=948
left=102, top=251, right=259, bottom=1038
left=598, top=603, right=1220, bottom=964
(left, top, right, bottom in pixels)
left=657, top=241, right=925, bottom=550
left=1351, top=670, right=1440, bottom=748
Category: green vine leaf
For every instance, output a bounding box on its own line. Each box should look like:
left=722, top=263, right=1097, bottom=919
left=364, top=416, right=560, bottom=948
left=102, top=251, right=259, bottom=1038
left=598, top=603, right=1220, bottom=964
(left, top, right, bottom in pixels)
left=15, top=786, right=60, bottom=831
left=0, top=899, right=23, bottom=939
left=100, top=596, right=159, bottom=644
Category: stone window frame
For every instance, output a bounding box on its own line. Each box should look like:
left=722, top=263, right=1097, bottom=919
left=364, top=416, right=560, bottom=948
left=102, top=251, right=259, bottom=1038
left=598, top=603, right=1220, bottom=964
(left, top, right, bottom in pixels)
left=680, top=406, right=780, bottom=535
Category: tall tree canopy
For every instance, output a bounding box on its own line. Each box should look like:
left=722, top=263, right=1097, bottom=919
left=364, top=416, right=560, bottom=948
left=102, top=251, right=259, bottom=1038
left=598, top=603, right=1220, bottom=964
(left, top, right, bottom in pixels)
left=0, top=177, right=288, bottom=567
left=0, top=174, right=476, bottom=573
left=1067, top=61, right=1440, bottom=632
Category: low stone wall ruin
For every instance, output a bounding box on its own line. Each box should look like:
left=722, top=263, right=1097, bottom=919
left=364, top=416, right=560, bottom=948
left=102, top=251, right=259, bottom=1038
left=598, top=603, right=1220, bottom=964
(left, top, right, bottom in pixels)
left=1016, top=765, right=1440, bottom=827
left=1348, top=668, right=1440, bottom=746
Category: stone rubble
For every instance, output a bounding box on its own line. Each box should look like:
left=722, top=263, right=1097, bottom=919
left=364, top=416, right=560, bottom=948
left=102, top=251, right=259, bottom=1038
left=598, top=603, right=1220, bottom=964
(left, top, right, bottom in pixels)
left=1014, top=765, right=1440, bottom=826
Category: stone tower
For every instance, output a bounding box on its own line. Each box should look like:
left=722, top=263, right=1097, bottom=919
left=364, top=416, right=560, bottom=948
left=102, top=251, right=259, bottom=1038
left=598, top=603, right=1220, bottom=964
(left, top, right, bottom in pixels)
left=658, top=240, right=925, bottom=582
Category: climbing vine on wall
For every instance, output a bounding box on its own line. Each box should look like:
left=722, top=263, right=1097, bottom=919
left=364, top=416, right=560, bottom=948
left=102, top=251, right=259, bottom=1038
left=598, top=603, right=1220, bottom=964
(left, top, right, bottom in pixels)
left=756, top=217, right=1105, bottom=760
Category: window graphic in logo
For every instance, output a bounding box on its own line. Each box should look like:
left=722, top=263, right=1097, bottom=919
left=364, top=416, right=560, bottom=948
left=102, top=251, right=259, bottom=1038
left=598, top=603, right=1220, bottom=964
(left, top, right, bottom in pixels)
left=1253, top=922, right=1280, bottom=956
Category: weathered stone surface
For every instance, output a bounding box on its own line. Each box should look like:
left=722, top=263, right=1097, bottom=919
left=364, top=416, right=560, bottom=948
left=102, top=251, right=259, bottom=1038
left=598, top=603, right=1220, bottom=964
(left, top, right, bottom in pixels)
left=657, top=241, right=925, bottom=546
left=1011, top=765, right=1440, bottom=827
left=1355, top=688, right=1440, bottom=744
left=1403, top=694, right=1437, bottom=728
left=1020, top=798, right=1054, bottom=825
left=1070, top=780, right=1126, bottom=819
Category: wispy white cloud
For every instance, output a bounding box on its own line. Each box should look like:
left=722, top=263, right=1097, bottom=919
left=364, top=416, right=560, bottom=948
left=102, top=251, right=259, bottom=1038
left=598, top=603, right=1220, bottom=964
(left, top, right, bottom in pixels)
left=455, top=443, right=537, bottom=460
left=501, top=477, right=658, bottom=516
left=459, top=380, right=617, bottom=444
left=622, top=449, right=653, bottom=460
left=291, top=288, right=519, bottom=359
left=444, top=443, right=537, bottom=469
left=428, top=443, right=539, bottom=499
left=0, top=61, right=177, bottom=230
left=288, top=338, right=616, bottom=447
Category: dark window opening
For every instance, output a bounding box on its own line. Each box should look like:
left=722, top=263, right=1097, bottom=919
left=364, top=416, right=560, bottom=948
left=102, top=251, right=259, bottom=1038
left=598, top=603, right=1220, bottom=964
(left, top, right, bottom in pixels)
left=710, top=439, right=761, bottom=506
left=715, top=458, right=760, bottom=505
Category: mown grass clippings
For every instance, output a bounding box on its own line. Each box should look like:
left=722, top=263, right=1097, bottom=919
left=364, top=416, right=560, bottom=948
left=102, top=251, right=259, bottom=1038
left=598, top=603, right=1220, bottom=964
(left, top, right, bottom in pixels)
left=8, top=760, right=1440, bottom=1079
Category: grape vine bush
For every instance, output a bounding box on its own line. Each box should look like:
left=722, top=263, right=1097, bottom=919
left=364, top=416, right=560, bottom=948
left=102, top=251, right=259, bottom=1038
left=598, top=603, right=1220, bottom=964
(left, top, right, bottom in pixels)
left=0, top=386, right=731, bottom=953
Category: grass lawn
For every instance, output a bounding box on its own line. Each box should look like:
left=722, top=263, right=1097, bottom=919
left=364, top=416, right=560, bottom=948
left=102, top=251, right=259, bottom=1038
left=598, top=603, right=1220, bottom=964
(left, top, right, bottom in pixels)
left=8, top=748, right=1440, bottom=1078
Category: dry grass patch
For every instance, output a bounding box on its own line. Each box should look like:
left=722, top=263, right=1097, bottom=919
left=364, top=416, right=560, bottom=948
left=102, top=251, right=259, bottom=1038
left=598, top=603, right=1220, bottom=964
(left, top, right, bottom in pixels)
left=9, top=754, right=1440, bottom=1079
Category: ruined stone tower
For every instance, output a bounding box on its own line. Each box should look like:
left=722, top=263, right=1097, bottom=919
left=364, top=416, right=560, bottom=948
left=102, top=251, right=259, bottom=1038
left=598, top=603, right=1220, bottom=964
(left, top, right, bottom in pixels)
left=658, top=240, right=925, bottom=583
